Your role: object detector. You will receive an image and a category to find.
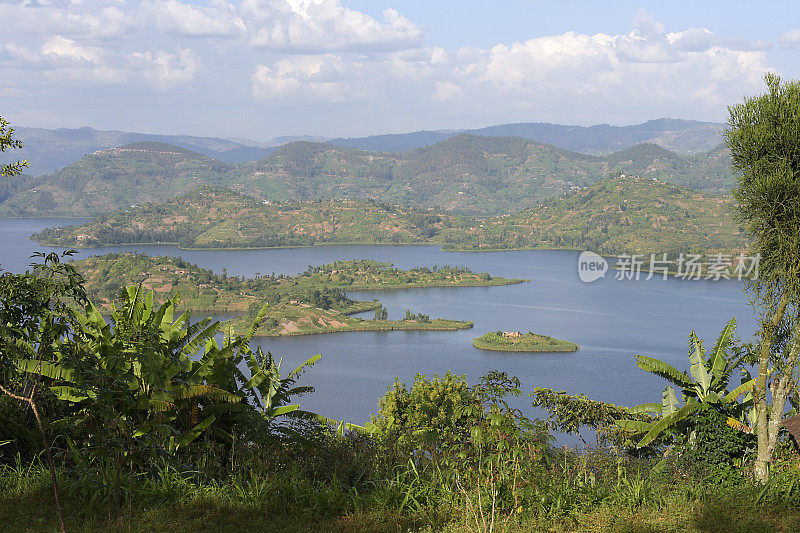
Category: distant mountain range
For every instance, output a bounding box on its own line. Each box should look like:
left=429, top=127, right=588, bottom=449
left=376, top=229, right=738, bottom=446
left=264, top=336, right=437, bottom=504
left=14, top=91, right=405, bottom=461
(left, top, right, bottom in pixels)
left=0, top=126, right=301, bottom=175
left=0, top=134, right=734, bottom=218
left=1, top=119, right=723, bottom=176
left=327, top=118, right=724, bottom=155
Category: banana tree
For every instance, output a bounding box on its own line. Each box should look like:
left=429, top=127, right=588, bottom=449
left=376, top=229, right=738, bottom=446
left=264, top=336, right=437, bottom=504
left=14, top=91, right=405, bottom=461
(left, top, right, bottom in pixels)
left=616, top=318, right=756, bottom=447
left=211, top=303, right=370, bottom=437
left=15, top=285, right=254, bottom=524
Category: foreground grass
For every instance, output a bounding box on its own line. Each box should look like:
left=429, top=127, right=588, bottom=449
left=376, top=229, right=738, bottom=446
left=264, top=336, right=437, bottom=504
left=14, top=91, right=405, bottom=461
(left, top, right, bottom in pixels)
left=5, top=459, right=800, bottom=533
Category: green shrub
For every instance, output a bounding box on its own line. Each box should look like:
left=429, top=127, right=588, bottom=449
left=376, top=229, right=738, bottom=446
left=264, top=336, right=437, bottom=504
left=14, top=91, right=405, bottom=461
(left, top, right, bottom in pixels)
left=681, top=403, right=755, bottom=484
left=371, top=372, right=479, bottom=453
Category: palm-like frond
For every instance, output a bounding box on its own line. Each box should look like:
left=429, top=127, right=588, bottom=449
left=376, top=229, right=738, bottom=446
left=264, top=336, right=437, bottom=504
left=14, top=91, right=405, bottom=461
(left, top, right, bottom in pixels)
left=726, top=416, right=753, bottom=434
left=637, top=402, right=699, bottom=447
left=662, top=386, right=679, bottom=416
left=709, top=318, right=737, bottom=386
left=688, top=331, right=712, bottom=398
left=288, top=353, right=321, bottom=379
left=724, top=377, right=757, bottom=402
left=16, top=358, right=74, bottom=382
left=175, top=384, right=241, bottom=404
left=614, top=419, right=655, bottom=434
left=244, top=303, right=270, bottom=341
left=314, top=413, right=373, bottom=436
left=635, top=355, right=693, bottom=388
left=627, top=403, right=663, bottom=414
left=173, top=415, right=215, bottom=452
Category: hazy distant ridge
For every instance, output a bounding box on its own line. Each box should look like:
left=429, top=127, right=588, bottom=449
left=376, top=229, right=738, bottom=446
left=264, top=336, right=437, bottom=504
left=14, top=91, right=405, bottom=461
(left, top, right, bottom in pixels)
left=328, top=118, right=724, bottom=156
left=2, top=118, right=722, bottom=176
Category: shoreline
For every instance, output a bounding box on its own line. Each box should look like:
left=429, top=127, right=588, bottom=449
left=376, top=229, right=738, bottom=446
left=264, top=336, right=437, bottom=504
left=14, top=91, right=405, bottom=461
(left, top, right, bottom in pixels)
left=256, top=320, right=474, bottom=337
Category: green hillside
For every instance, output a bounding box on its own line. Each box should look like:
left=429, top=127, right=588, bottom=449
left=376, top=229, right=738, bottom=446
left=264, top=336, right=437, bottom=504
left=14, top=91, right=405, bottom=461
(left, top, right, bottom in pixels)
left=242, top=135, right=733, bottom=215
left=1, top=135, right=734, bottom=217
left=0, top=142, right=236, bottom=217
left=443, top=175, right=745, bottom=254
left=35, top=176, right=747, bottom=254
left=32, top=186, right=468, bottom=248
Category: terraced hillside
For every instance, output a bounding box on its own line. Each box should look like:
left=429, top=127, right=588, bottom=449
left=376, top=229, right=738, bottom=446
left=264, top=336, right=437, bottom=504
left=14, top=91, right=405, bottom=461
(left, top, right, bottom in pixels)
left=35, top=175, right=747, bottom=255
left=444, top=175, right=744, bottom=254
left=33, top=187, right=467, bottom=248
left=241, top=135, right=732, bottom=215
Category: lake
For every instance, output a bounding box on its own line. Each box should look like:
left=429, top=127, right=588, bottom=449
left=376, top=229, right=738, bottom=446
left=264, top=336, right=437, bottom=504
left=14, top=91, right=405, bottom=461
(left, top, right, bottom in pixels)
left=0, top=218, right=758, bottom=431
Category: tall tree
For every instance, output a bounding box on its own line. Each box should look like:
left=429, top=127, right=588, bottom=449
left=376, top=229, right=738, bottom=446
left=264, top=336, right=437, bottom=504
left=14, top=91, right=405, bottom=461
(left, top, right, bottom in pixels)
left=725, top=73, right=800, bottom=483
left=0, top=116, right=27, bottom=177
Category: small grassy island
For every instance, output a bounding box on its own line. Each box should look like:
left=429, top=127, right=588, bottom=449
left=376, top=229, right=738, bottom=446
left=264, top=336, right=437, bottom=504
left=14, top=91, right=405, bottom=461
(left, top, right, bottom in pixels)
left=74, top=254, right=524, bottom=337
left=473, top=331, right=579, bottom=352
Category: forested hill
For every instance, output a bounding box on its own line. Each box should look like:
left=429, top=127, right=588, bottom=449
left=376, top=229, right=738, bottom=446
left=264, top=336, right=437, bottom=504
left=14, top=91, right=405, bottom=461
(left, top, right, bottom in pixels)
left=0, top=142, right=238, bottom=217
left=445, top=175, right=745, bottom=254
left=0, top=134, right=732, bottom=217
left=328, top=118, right=724, bottom=155
left=34, top=176, right=747, bottom=254
left=32, top=187, right=467, bottom=249
left=243, top=134, right=732, bottom=215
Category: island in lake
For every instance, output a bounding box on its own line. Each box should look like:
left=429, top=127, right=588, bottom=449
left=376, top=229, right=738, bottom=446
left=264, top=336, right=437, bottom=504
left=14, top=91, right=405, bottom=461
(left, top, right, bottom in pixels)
left=472, top=331, right=579, bottom=352
left=75, top=253, right=526, bottom=337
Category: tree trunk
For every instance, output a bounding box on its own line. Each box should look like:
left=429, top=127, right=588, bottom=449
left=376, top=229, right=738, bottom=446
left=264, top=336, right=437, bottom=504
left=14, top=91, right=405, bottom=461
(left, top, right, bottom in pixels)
left=0, top=385, right=67, bottom=533
left=753, top=297, right=790, bottom=484
left=754, top=324, right=773, bottom=483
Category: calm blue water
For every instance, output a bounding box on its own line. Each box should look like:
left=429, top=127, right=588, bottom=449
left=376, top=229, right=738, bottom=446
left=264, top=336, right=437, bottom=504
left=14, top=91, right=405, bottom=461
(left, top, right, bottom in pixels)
left=0, top=218, right=759, bottom=430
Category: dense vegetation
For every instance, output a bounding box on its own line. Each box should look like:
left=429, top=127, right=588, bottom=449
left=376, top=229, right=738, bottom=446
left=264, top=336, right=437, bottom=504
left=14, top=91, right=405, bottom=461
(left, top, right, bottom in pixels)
left=0, top=142, right=238, bottom=217
left=2, top=133, right=734, bottom=218
left=446, top=174, right=745, bottom=254
left=34, top=175, right=747, bottom=255
left=472, top=331, right=579, bottom=352
left=33, top=187, right=467, bottom=249
left=0, top=126, right=277, bottom=175
left=6, top=119, right=721, bottom=178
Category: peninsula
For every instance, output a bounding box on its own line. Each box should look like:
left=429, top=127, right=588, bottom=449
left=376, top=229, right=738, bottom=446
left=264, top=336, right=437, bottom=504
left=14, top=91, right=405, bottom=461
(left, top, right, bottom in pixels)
left=74, top=254, right=525, bottom=336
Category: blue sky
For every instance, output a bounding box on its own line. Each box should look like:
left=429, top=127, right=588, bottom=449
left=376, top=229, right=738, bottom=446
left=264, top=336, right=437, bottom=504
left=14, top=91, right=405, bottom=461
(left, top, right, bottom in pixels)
left=1, top=0, right=798, bottom=140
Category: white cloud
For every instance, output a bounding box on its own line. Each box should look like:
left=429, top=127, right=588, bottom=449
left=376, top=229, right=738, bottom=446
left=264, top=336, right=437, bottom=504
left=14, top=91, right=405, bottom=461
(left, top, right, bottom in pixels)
left=465, top=26, right=769, bottom=115
left=0, top=43, right=42, bottom=67
left=779, top=29, right=800, bottom=47
left=131, top=49, right=202, bottom=89
left=242, top=0, right=422, bottom=52
left=144, top=1, right=245, bottom=37
left=432, top=81, right=463, bottom=102
left=0, top=3, right=783, bottom=137
left=0, top=2, right=132, bottom=39
left=41, top=36, right=101, bottom=63
left=251, top=54, right=350, bottom=101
